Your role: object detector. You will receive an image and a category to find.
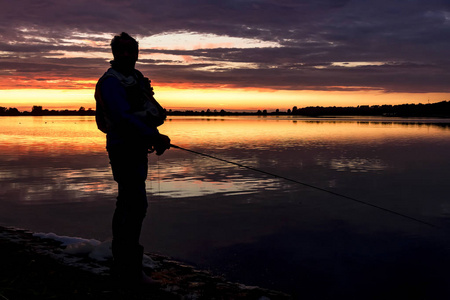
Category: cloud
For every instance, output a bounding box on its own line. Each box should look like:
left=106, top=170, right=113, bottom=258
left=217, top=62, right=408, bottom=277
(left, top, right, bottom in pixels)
left=1, top=0, right=450, bottom=93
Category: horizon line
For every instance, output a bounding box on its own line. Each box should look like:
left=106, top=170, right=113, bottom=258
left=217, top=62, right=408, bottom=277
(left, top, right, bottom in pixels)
left=2, top=100, right=449, bottom=114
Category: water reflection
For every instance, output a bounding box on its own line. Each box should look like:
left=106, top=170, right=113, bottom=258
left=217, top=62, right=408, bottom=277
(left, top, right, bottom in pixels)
left=150, top=156, right=282, bottom=198
left=1, top=115, right=449, bottom=205
left=1, top=115, right=450, bottom=297
left=0, top=116, right=105, bottom=156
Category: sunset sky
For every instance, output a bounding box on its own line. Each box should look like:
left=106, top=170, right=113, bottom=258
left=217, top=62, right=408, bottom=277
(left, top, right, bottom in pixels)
left=1, top=0, right=450, bottom=111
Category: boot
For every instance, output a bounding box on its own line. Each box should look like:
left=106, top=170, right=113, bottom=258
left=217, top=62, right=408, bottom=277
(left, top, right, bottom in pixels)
left=112, top=243, right=142, bottom=282
left=112, top=244, right=158, bottom=287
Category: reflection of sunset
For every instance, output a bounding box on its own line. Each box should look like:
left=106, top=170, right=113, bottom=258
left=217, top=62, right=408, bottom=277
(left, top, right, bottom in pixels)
left=161, top=116, right=447, bottom=150
left=2, top=116, right=448, bottom=162
left=0, top=116, right=105, bottom=155
left=3, top=115, right=447, bottom=202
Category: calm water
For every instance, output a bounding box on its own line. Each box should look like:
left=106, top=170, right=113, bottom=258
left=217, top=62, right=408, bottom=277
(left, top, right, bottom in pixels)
left=1, top=115, right=450, bottom=298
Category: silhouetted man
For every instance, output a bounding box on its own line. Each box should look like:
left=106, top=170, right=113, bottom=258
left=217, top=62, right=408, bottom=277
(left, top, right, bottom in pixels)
left=95, top=32, right=170, bottom=285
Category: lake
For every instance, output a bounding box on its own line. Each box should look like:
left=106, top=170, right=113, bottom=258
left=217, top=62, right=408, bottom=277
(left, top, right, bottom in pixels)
left=1, top=115, right=450, bottom=298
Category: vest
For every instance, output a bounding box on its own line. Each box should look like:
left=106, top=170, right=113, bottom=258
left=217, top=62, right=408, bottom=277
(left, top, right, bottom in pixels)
left=94, top=68, right=166, bottom=134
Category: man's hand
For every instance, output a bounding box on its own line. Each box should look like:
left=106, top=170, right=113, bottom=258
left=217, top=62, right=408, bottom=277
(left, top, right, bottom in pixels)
left=150, top=134, right=171, bottom=156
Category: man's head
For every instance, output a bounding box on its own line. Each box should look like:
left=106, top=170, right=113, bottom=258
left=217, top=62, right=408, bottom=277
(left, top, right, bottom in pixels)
left=110, top=32, right=139, bottom=73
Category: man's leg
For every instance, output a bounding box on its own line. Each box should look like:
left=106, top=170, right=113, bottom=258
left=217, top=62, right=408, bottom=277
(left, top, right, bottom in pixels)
left=108, top=145, right=148, bottom=282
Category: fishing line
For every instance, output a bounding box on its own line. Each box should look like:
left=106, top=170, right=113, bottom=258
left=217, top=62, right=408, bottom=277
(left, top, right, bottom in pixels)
left=0, top=292, right=10, bottom=300
left=157, top=155, right=161, bottom=197
left=170, top=144, right=440, bottom=229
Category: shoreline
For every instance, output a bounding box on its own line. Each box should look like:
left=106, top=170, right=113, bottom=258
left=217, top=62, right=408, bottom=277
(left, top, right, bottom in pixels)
left=0, top=226, right=291, bottom=299
left=2, top=100, right=450, bottom=118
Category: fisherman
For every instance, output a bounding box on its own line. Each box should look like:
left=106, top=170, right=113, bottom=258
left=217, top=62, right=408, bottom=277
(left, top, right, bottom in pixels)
left=94, top=32, right=170, bottom=285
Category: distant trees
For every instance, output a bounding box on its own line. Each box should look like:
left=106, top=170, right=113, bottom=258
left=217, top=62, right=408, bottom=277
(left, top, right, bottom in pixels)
left=0, top=106, right=95, bottom=116
left=0, top=107, right=20, bottom=116
left=288, top=101, right=450, bottom=117
left=31, top=105, right=43, bottom=115
left=256, top=109, right=268, bottom=115
left=1, top=102, right=449, bottom=117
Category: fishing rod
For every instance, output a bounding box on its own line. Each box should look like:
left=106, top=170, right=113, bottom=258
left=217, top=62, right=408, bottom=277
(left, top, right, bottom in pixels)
left=169, top=144, right=440, bottom=229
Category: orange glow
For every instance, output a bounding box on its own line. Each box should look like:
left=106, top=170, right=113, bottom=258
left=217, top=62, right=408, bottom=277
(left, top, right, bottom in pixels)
left=161, top=115, right=438, bottom=148
left=1, top=85, right=449, bottom=112
left=2, top=30, right=449, bottom=113
left=2, top=116, right=444, bottom=160
left=155, top=87, right=450, bottom=111
left=0, top=116, right=106, bottom=155
left=0, top=89, right=97, bottom=110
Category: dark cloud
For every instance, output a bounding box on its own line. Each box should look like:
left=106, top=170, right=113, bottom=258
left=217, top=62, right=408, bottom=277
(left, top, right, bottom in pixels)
left=1, top=0, right=450, bottom=93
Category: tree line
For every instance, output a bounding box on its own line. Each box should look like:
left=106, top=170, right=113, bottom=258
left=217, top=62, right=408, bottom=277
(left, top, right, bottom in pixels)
left=290, top=101, right=450, bottom=117
left=1, top=101, right=450, bottom=117
left=0, top=106, right=96, bottom=116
